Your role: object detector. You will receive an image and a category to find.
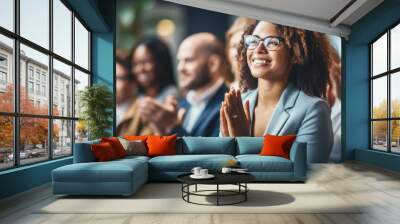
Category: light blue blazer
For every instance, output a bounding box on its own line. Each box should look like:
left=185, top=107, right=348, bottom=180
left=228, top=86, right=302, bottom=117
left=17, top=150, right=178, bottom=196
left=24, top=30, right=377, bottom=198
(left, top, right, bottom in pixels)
left=242, top=83, right=333, bottom=163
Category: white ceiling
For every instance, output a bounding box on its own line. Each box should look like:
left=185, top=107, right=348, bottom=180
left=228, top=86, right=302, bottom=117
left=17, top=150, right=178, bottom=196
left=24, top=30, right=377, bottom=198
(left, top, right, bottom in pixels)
left=163, top=0, right=384, bottom=38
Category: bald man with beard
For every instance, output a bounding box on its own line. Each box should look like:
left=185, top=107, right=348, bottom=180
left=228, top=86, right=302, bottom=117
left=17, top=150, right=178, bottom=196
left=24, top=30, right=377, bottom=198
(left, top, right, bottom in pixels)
left=138, top=32, right=231, bottom=136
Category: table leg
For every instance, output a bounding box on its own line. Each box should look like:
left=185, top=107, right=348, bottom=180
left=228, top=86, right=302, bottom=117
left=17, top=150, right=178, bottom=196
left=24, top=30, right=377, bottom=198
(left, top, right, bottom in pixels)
left=245, top=183, right=247, bottom=201
left=195, top=184, right=197, bottom=192
left=217, top=184, right=219, bottom=206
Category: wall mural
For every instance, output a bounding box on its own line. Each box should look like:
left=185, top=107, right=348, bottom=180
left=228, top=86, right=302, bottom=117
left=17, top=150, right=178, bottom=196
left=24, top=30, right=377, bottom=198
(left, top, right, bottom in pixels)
left=116, top=0, right=342, bottom=163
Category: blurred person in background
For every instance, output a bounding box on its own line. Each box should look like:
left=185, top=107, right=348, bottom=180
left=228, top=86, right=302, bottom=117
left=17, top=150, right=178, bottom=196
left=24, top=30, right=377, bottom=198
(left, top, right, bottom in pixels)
left=130, top=37, right=178, bottom=102
left=318, top=34, right=342, bottom=163
left=116, top=47, right=152, bottom=136
left=225, top=17, right=256, bottom=89
left=116, top=49, right=137, bottom=127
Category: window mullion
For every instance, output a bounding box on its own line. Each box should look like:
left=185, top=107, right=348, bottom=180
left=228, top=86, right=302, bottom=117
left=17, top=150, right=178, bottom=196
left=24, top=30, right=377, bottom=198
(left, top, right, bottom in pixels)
left=48, top=0, right=54, bottom=160
left=13, top=0, right=20, bottom=167
left=387, top=29, right=391, bottom=152
left=71, top=10, right=76, bottom=155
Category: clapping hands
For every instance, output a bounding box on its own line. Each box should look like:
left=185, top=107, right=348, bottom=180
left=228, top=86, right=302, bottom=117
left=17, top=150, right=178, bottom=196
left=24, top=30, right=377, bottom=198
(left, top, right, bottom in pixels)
left=220, top=88, right=251, bottom=136
left=138, top=96, right=186, bottom=135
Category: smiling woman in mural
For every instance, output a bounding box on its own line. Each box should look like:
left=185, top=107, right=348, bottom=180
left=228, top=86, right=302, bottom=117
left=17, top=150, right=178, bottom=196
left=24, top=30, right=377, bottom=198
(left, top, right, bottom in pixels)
left=220, top=21, right=333, bottom=163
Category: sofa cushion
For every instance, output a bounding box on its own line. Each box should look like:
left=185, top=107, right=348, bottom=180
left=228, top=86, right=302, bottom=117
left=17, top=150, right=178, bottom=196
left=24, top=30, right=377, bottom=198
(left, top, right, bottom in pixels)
left=73, top=139, right=100, bottom=163
left=260, top=134, right=296, bottom=159
left=147, top=135, right=177, bottom=157
left=178, top=137, right=235, bottom=155
left=118, top=138, right=147, bottom=156
left=148, top=154, right=235, bottom=172
left=236, top=137, right=263, bottom=155
left=236, top=155, right=293, bottom=172
left=91, top=142, right=118, bottom=161
left=101, top=137, right=127, bottom=158
left=53, top=158, right=147, bottom=183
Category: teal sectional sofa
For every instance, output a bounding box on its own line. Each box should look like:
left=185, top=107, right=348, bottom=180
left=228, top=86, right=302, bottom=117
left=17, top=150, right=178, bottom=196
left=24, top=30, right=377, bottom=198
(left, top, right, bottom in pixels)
left=52, top=137, right=307, bottom=196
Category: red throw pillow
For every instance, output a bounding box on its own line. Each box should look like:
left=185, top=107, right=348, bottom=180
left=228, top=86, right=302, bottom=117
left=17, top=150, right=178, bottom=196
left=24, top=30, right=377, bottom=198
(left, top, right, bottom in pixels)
left=146, top=135, right=177, bottom=157
left=101, top=137, right=126, bottom=158
left=91, top=142, right=117, bottom=161
left=260, top=134, right=296, bottom=159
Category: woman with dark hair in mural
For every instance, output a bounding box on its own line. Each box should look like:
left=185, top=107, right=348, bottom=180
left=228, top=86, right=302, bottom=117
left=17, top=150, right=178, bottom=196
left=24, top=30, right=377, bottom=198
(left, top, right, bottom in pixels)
left=220, top=21, right=334, bottom=163
left=130, top=37, right=178, bottom=102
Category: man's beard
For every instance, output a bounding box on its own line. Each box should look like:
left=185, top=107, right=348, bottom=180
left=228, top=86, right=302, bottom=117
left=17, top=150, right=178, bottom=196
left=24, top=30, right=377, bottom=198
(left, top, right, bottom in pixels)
left=185, top=65, right=212, bottom=90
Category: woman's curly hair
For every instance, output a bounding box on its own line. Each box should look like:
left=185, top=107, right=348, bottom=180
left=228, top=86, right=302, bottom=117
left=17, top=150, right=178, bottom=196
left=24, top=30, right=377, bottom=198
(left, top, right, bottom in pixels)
left=238, top=21, right=330, bottom=98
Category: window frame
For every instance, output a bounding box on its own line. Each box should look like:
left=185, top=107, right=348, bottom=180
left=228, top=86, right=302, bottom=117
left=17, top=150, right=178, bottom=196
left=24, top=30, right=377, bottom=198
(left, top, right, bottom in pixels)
left=369, top=19, right=400, bottom=154
left=0, top=0, right=92, bottom=171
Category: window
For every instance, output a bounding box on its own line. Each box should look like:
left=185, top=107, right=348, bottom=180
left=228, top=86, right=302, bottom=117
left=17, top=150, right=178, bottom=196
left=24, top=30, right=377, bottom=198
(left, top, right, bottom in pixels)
left=42, top=85, right=46, bottom=97
left=35, top=83, right=40, bottom=95
left=28, top=81, right=34, bottom=94
left=0, top=0, right=14, bottom=32
left=0, top=0, right=91, bottom=170
left=74, top=17, right=90, bottom=70
left=370, top=23, right=400, bottom=154
left=35, top=70, right=40, bottom=81
left=0, top=71, right=6, bottom=85
left=0, top=55, right=7, bottom=67
left=0, top=34, right=13, bottom=113
left=0, top=54, right=8, bottom=86
left=28, top=67, right=34, bottom=80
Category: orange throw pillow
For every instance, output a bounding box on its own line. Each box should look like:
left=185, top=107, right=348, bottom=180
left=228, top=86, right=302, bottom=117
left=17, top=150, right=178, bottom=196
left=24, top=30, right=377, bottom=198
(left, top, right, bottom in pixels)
left=146, top=135, right=177, bottom=157
left=260, top=134, right=296, bottom=159
left=101, top=137, right=126, bottom=158
left=91, top=142, right=117, bottom=161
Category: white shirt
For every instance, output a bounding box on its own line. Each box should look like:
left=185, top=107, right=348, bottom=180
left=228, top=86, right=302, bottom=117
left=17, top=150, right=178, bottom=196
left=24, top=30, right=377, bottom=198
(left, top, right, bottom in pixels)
left=184, top=79, right=224, bottom=133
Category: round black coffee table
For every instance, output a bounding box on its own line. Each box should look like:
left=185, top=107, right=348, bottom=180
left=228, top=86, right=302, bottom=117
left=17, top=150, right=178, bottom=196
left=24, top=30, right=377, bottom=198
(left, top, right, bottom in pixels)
left=177, top=173, right=255, bottom=206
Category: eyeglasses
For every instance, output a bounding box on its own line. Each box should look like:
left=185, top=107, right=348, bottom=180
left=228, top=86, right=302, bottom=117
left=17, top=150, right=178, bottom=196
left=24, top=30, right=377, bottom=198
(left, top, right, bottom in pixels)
left=244, top=35, right=284, bottom=51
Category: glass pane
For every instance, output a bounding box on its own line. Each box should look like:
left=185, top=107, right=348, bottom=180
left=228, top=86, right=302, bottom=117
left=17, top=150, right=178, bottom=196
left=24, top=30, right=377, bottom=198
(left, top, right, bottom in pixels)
left=53, top=119, right=72, bottom=157
left=53, top=0, right=72, bottom=60
left=0, top=116, right=13, bottom=170
left=53, top=59, right=72, bottom=117
left=0, top=35, right=14, bottom=112
left=20, top=0, right=49, bottom=49
left=20, top=117, right=49, bottom=165
left=391, top=24, right=400, bottom=70
left=391, top=72, right=400, bottom=118
left=392, top=120, right=400, bottom=153
left=372, top=121, right=388, bottom=151
left=20, top=44, right=49, bottom=115
left=74, top=17, right=89, bottom=70
left=372, top=77, right=387, bottom=119
left=74, top=69, right=89, bottom=118
left=0, top=0, right=14, bottom=31
left=372, top=33, right=387, bottom=76
left=75, top=120, right=88, bottom=143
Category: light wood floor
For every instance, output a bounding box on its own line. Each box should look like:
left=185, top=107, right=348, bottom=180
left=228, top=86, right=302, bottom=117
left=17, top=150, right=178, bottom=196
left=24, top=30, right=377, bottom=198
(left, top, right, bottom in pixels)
left=1, top=162, right=400, bottom=224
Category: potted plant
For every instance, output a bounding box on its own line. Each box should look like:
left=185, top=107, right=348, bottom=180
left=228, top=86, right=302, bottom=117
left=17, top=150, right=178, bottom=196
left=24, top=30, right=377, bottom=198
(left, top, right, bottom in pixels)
left=79, top=84, right=113, bottom=140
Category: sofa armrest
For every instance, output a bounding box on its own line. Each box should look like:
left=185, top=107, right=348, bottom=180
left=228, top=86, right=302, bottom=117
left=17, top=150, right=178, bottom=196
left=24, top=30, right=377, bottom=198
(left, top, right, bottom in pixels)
left=73, top=140, right=99, bottom=163
left=289, top=142, right=307, bottom=181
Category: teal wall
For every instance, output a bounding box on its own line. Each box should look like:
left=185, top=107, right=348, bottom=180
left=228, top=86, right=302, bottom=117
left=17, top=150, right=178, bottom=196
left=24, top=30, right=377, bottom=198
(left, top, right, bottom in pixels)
left=0, top=0, right=116, bottom=200
left=345, top=0, right=400, bottom=170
